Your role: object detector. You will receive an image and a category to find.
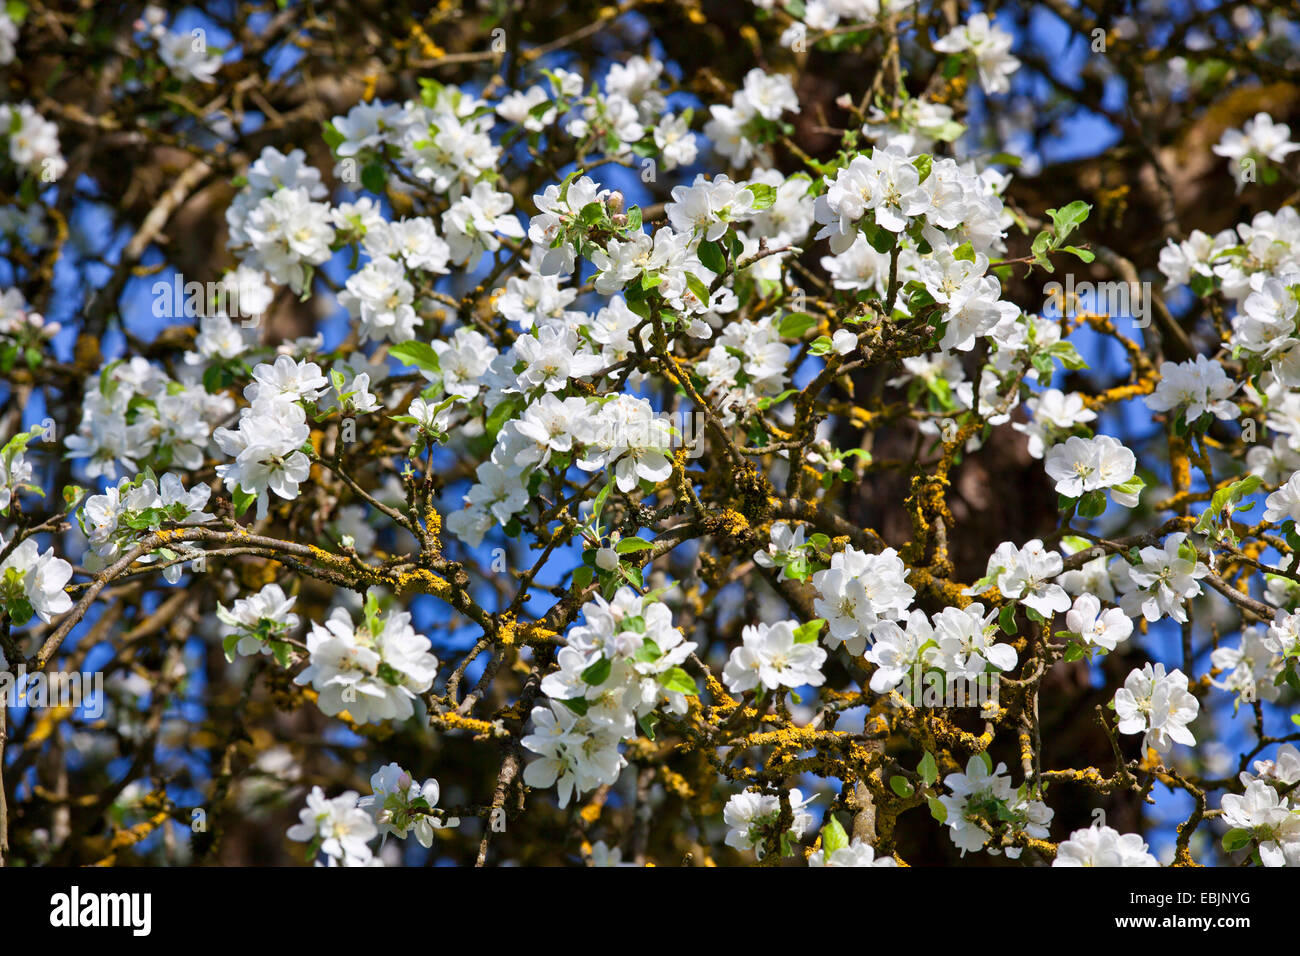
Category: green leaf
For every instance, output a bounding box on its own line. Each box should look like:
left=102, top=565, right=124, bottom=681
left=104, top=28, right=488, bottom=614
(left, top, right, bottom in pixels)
left=778, top=312, right=818, bottom=339
left=202, top=363, right=224, bottom=393
left=756, top=388, right=798, bottom=411
left=660, top=666, right=698, bottom=696
left=685, top=271, right=711, bottom=305
left=485, top=395, right=523, bottom=438
left=889, top=775, right=914, bottom=798
left=321, top=121, right=345, bottom=151
left=232, top=486, right=257, bottom=517
left=270, top=641, right=293, bottom=668
left=1064, top=245, right=1095, bottom=263
left=1046, top=201, right=1091, bottom=241
left=1048, top=341, right=1089, bottom=370
left=637, top=711, right=659, bottom=741
left=951, top=241, right=976, bottom=263
left=2, top=590, right=33, bottom=625
left=615, top=536, right=654, bottom=553
left=927, top=795, right=948, bottom=823
left=698, top=239, right=727, bottom=276
left=1112, top=474, right=1145, bottom=496
left=918, top=751, right=938, bottom=787
left=863, top=221, right=895, bottom=255
left=623, top=286, right=651, bottom=319
left=633, top=638, right=662, bottom=663
left=363, top=590, right=383, bottom=635
left=808, top=335, right=834, bottom=356
left=388, top=341, right=442, bottom=374
left=1285, top=520, right=1300, bottom=555
left=62, top=485, right=85, bottom=510
left=821, top=815, right=850, bottom=854
left=560, top=697, right=589, bottom=716
left=1190, top=272, right=1216, bottom=297
left=581, top=656, right=612, bottom=686
left=792, top=619, right=824, bottom=644
left=1221, top=828, right=1253, bottom=853
left=590, top=477, right=614, bottom=532
left=1063, top=641, right=1091, bottom=663
left=745, top=182, right=777, bottom=210
left=361, top=162, right=387, bottom=194
left=1208, top=475, right=1262, bottom=524
left=726, top=230, right=743, bottom=261
left=1077, top=489, right=1108, bottom=518
left=999, top=603, right=1018, bottom=635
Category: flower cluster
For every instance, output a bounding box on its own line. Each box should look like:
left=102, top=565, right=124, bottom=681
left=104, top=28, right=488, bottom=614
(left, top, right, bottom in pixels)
left=722, top=619, right=827, bottom=694
left=0, top=533, right=72, bottom=625
left=0, top=102, right=66, bottom=181
left=286, top=786, right=379, bottom=867
left=137, top=6, right=223, bottom=83
left=722, top=788, right=815, bottom=859
left=215, top=583, right=301, bottom=660
left=286, top=762, right=458, bottom=867
left=1212, top=112, right=1300, bottom=190
left=0, top=424, right=44, bottom=515
left=81, top=472, right=213, bottom=582
left=866, top=603, right=1018, bottom=696
left=1113, top=663, right=1200, bottom=754
left=361, top=763, right=459, bottom=848
left=212, top=355, right=325, bottom=520
left=68, top=357, right=234, bottom=481
left=967, top=538, right=1070, bottom=618
left=937, top=756, right=1052, bottom=857
left=293, top=594, right=439, bottom=725
left=523, top=587, right=697, bottom=807
left=812, top=545, right=914, bottom=655
left=932, top=12, right=1021, bottom=94
left=1052, top=823, right=1159, bottom=867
